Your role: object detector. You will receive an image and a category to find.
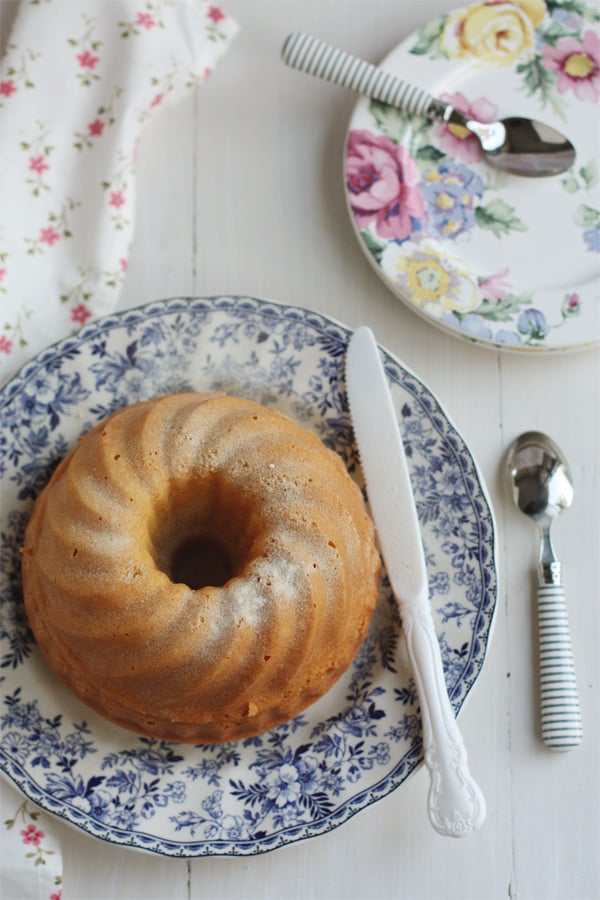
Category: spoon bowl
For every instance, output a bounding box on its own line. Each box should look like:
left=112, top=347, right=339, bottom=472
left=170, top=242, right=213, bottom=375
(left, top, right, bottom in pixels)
left=282, top=33, right=576, bottom=177
left=507, top=431, right=574, bottom=530
left=506, top=431, right=582, bottom=750
left=445, top=111, right=576, bottom=177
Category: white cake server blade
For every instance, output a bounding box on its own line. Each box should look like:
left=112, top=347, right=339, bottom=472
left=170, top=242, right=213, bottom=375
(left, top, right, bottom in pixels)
left=345, top=325, right=485, bottom=837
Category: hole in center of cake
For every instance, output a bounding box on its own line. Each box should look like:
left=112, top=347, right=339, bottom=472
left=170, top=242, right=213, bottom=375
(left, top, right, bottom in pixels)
left=169, top=536, right=233, bottom=590
left=150, top=474, right=262, bottom=590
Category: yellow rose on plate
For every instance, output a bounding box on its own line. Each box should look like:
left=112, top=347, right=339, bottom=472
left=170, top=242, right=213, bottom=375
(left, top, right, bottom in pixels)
left=442, top=0, right=547, bottom=66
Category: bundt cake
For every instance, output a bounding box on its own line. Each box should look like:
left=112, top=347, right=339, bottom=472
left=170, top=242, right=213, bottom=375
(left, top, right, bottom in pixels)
left=21, top=392, right=380, bottom=744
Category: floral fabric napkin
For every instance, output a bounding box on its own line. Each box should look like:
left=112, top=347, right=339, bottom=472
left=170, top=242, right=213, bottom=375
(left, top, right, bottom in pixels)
left=0, top=0, right=238, bottom=387
left=0, top=2, right=238, bottom=895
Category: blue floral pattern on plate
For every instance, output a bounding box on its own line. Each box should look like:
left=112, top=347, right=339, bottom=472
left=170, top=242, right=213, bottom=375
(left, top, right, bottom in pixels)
left=0, top=296, right=497, bottom=856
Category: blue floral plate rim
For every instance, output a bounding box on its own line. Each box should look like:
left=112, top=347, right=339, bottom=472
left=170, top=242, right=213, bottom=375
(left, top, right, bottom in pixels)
left=0, top=295, right=497, bottom=856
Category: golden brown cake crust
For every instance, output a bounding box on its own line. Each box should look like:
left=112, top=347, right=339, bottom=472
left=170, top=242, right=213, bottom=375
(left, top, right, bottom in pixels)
left=21, top=392, right=380, bottom=744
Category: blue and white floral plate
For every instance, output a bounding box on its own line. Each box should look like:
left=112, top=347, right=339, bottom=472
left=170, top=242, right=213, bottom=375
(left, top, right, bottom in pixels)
left=0, top=296, right=497, bottom=857
left=345, top=0, right=600, bottom=352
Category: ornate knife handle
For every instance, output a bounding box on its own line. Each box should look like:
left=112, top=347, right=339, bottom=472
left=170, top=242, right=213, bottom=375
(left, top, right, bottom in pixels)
left=402, top=605, right=486, bottom=837
left=281, top=31, right=441, bottom=119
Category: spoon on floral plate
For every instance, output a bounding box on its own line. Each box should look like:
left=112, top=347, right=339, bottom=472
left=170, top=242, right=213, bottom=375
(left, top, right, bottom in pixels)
left=281, top=32, right=576, bottom=177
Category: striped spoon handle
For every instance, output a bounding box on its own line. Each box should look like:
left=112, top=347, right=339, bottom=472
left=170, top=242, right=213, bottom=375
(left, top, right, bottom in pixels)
left=281, top=32, right=441, bottom=119
left=538, top=564, right=583, bottom=750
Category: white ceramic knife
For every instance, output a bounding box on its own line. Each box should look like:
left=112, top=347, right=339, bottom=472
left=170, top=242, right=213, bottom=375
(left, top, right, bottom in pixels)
left=346, top=326, right=485, bottom=837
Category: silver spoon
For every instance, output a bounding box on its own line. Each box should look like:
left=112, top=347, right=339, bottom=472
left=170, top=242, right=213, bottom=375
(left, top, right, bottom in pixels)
left=282, top=32, right=576, bottom=177
left=506, top=431, right=582, bottom=750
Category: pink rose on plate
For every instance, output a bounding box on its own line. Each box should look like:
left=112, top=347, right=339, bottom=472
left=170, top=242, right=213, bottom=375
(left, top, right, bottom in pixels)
left=345, top=129, right=425, bottom=241
left=433, top=92, right=499, bottom=163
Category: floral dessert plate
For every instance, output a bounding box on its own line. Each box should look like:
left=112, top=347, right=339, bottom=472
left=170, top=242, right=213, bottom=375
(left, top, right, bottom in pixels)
left=344, top=0, right=600, bottom=352
left=0, top=296, right=497, bottom=857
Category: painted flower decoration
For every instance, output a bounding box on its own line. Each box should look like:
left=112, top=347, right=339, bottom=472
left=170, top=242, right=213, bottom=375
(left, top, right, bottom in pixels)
left=433, top=93, right=499, bottom=163
left=421, top=160, right=485, bottom=240
left=583, top=225, right=600, bottom=252
left=451, top=313, right=524, bottom=346
left=478, top=268, right=511, bottom=303
left=346, top=129, right=425, bottom=240
left=266, top=764, right=303, bottom=807
left=518, top=307, right=548, bottom=339
left=561, top=292, right=581, bottom=317
left=380, top=238, right=481, bottom=318
left=542, top=30, right=600, bottom=102
left=442, top=0, right=546, bottom=66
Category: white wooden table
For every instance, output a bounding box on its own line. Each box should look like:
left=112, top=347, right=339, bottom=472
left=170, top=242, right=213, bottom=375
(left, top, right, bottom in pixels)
left=5, top=2, right=600, bottom=898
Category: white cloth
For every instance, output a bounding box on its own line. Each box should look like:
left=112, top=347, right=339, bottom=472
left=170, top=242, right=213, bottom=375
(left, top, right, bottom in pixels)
left=0, top=2, right=238, bottom=895
left=0, top=0, right=239, bottom=386
left=0, top=792, right=63, bottom=900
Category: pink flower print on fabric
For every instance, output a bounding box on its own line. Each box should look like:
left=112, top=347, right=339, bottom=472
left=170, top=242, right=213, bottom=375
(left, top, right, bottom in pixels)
left=88, top=118, right=105, bottom=136
left=208, top=6, right=226, bottom=23
left=50, top=892, right=62, bottom=900
left=478, top=267, right=511, bottom=303
left=39, top=226, right=60, bottom=246
left=20, top=824, right=45, bottom=846
left=0, top=0, right=239, bottom=385
left=136, top=12, right=156, bottom=30
left=29, top=156, right=49, bottom=174
left=346, top=129, right=425, bottom=241
left=71, top=303, right=91, bottom=325
left=433, top=93, right=499, bottom=163
left=542, top=30, right=600, bottom=102
left=0, top=80, right=17, bottom=97
left=109, top=190, right=125, bottom=209
left=77, top=50, right=100, bottom=69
